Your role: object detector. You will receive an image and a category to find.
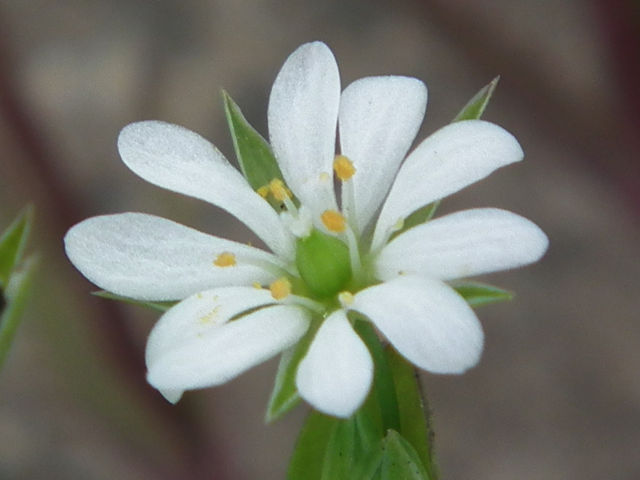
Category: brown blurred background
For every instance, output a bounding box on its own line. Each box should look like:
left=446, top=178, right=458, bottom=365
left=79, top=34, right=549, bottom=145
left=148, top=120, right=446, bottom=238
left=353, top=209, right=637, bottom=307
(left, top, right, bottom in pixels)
left=1, top=1, right=639, bottom=479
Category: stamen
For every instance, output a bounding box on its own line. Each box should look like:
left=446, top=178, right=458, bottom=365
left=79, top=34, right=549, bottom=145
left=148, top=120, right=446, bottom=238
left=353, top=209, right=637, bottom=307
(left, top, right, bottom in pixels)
left=256, top=185, right=270, bottom=198
left=333, top=155, right=356, bottom=181
left=338, top=291, right=354, bottom=309
left=344, top=225, right=363, bottom=280
left=213, top=252, right=236, bottom=267
left=252, top=282, right=263, bottom=289
left=269, top=277, right=291, bottom=300
left=269, top=178, right=291, bottom=202
left=321, top=210, right=346, bottom=233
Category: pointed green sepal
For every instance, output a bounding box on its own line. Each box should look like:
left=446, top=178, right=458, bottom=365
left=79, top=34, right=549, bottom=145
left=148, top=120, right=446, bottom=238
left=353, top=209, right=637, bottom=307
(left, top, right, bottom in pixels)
left=0, top=255, right=37, bottom=371
left=453, top=281, right=513, bottom=307
left=92, top=291, right=176, bottom=312
left=453, top=76, right=500, bottom=122
left=391, top=201, right=439, bottom=240
left=0, top=205, right=34, bottom=288
left=381, top=430, right=432, bottom=480
left=266, top=319, right=322, bottom=423
left=223, top=90, right=285, bottom=195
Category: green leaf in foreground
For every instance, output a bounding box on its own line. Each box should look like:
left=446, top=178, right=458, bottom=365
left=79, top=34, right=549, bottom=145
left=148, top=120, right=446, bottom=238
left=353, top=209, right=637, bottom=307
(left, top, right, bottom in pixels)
left=381, top=430, right=431, bottom=480
left=453, top=281, right=513, bottom=307
left=0, top=256, right=37, bottom=371
left=223, top=90, right=285, bottom=193
left=453, top=76, right=500, bottom=122
left=92, top=291, right=175, bottom=312
left=0, top=205, right=33, bottom=288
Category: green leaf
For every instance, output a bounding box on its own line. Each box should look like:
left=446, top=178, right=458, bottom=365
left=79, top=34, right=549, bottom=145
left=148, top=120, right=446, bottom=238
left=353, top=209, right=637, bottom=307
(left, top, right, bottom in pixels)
left=0, top=205, right=33, bottom=288
left=381, top=430, right=431, bottom=480
left=92, top=291, right=176, bottom=312
left=453, top=76, right=500, bottom=122
left=0, top=256, right=37, bottom=371
left=386, top=347, right=437, bottom=479
left=453, top=281, right=513, bottom=307
left=266, top=319, right=322, bottom=422
left=287, top=412, right=338, bottom=480
left=223, top=90, right=285, bottom=193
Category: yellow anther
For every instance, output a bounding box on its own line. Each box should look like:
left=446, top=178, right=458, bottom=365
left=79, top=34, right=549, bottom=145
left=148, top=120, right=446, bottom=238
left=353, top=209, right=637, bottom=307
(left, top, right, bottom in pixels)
left=269, top=277, right=291, bottom=300
left=213, top=252, right=236, bottom=267
left=269, top=178, right=291, bottom=202
left=321, top=210, right=347, bottom=233
left=257, top=185, right=270, bottom=198
left=333, top=155, right=356, bottom=181
left=338, top=291, right=354, bottom=308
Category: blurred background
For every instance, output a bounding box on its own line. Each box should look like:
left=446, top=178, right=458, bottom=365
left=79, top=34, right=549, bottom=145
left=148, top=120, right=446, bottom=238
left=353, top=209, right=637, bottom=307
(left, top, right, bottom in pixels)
left=1, top=0, right=639, bottom=479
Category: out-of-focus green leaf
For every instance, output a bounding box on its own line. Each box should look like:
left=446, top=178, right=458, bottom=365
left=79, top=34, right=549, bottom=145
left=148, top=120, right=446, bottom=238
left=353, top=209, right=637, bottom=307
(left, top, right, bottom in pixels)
left=453, top=76, right=500, bottom=122
left=266, top=319, right=321, bottom=423
left=92, top=291, right=175, bottom=312
left=386, top=346, right=437, bottom=479
left=223, top=91, right=285, bottom=194
left=0, top=256, right=37, bottom=371
left=453, top=281, right=513, bottom=307
left=381, top=430, right=431, bottom=480
left=287, top=412, right=338, bottom=480
left=0, top=205, right=33, bottom=288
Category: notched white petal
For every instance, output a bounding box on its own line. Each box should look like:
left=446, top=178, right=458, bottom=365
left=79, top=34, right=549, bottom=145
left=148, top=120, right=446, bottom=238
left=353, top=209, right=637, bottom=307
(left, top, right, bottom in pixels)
left=296, top=310, right=373, bottom=418
left=375, top=208, right=549, bottom=281
left=339, top=76, right=427, bottom=232
left=372, top=120, right=524, bottom=251
left=352, top=276, right=484, bottom=374
left=64, top=212, right=282, bottom=301
left=118, top=121, right=294, bottom=258
left=268, top=42, right=340, bottom=213
left=146, top=289, right=310, bottom=392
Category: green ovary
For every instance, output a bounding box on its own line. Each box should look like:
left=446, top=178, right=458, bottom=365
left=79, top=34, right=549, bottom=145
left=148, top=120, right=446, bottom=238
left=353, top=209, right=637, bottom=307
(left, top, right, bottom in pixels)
left=295, top=229, right=352, bottom=299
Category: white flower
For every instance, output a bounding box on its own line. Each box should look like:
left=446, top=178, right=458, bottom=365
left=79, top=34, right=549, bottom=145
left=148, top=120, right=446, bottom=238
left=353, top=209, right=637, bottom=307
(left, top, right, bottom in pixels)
left=64, top=42, right=548, bottom=418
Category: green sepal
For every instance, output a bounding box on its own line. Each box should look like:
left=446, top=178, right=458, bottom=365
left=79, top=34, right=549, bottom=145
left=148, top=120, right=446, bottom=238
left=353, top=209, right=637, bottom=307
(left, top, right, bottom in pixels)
left=453, top=281, right=513, bottom=307
left=381, top=430, right=431, bottom=480
left=453, top=76, right=500, bottom=122
left=296, top=230, right=351, bottom=299
left=266, top=319, right=322, bottom=423
left=385, top=346, right=437, bottom=479
left=92, top=291, right=176, bottom=312
left=223, top=90, right=285, bottom=196
left=0, top=205, right=33, bottom=288
left=391, top=201, right=439, bottom=240
left=287, top=412, right=338, bottom=480
left=0, top=255, right=37, bottom=371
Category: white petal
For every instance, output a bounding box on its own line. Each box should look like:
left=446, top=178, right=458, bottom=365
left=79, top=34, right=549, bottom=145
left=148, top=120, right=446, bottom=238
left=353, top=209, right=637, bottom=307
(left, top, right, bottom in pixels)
left=146, top=288, right=310, bottom=391
left=64, top=213, right=283, bottom=301
left=118, top=121, right=294, bottom=259
left=339, top=76, right=427, bottom=233
left=268, top=42, right=340, bottom=215
left=296, top=310, right=373, bottom=418
left=375, top=208, right=549, bottom=281
left=352, top=276, right=483, bottom=374
left=372, top=120, right=524, bottom=251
